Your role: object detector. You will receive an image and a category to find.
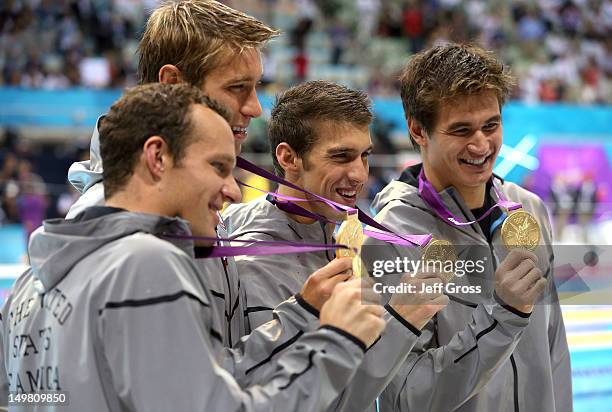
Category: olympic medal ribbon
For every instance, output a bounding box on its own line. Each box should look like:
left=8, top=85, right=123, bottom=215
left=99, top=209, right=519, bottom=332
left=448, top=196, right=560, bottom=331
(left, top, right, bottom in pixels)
left=236, top=157, right=431, bottom=247
left=237, top=178, right=430, bottom=248
left=418, top=168, right=541, bottom=250
left=418, top=168, right=522, bottom=226
left=161, top=233, right=351, bottom=258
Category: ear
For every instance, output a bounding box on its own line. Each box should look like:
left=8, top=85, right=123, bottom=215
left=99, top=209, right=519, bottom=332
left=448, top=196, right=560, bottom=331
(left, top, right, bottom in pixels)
left=142, top=136, right=172, bottom=180
left=276, top=143, right=301, bottom=176
left=408, top=118, right=429, bottom=149
left=158, top=64, right=183, bottom=84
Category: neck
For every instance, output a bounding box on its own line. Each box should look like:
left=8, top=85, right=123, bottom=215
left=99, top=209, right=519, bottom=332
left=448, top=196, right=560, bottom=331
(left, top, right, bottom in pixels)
left=422, top=163, right=486, bottom=209
left=276, top=183, right=337, bottom=235
left=276, top=184, right=319, bottom=225
left=106, top=188, right=166, bottom=216
left=460, top=186, right=486, bottom=209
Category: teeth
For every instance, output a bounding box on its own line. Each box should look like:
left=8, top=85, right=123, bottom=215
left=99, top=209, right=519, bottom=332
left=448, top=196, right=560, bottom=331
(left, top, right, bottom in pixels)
left=337, top=189, right=357, bottom=197
left=232, top=126, right=247, bottom=133
left=461, top=153, right=490, bottom=165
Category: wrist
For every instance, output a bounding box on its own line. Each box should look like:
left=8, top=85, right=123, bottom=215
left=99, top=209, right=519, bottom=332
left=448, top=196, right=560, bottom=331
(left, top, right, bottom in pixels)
left=494, top=291, right=533, bottom=317
left=386, top=304, right=423, bottom=335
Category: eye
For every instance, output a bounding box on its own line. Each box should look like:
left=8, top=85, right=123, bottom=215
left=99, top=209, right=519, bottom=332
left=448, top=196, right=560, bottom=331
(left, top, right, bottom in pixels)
left=483, top=122, right=499, bottom=131
left=451, top=128, right=471, bottom=136
left=212, top=162, right=231, bottom=176
left=229, top=84, right=246, bottom=92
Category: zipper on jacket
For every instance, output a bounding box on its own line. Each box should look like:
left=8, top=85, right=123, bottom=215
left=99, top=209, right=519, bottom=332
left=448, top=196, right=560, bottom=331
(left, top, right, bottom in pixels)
left=489, top=234, right=519, bottom=412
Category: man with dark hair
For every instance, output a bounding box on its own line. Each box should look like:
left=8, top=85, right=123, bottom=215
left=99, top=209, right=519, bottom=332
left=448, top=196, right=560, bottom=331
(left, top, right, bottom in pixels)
left=39, top=0, right=359, bottom=364
left=0, top=83, right=386, bottom=411
left=370, top=43, right=571, bottom=411
left=224, top=80, right=449, bottom=412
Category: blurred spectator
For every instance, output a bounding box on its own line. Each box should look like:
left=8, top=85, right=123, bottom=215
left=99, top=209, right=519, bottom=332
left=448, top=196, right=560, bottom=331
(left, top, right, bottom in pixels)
left=0, top=0, right=610, bottom=105
left=328, top=17, right=349, bottom=65
left=15, top=159, right=47, bottom=240
left=356, top=0, right=381, bottom=46
left=402, top=0, right=425, bottom=53
left=0, top=152, right=19, bottom=224
left=293, top=49, right=308, bottom=83
left=290, top=16, right=313, bottom=50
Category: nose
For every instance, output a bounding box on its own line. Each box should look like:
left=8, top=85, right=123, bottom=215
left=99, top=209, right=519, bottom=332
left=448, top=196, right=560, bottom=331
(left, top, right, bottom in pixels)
left=348, top=157, right=369, bottom=185
left=241, top=88, right=263, bottom=118
left=467, top=130, right=490, bottom=155
left=222, top=176, right=242, bottom=204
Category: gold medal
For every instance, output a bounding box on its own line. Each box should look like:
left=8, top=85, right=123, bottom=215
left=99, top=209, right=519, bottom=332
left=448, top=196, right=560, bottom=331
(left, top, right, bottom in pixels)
left=336, top=212, right=365, bottom=278
left=501, top=209, right=540, bottom=251
left=422, top=238, right=457, bottom=283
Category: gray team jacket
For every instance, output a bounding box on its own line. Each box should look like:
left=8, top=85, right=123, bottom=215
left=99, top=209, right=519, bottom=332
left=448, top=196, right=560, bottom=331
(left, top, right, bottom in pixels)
left=223, top=197, right=423, bottom=412
left=64, top=119, right=253, bottom=348
left=56, top=120, right=325, bottom=389
left=369, top=164, right=572, bottom=412
left=0, top=208, right=367, bottom=411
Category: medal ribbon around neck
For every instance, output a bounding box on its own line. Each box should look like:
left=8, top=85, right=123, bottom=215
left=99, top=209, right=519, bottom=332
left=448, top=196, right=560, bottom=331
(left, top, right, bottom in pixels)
left=417, top=168, right=521, bottom=226
left=236, top=156, right=432, bottom=248
left=417, top=168, right=541, bottom=250
left=237, top=178, right=426, bottom=248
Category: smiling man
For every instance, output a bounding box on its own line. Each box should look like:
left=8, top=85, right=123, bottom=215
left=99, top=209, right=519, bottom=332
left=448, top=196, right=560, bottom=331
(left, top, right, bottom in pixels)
left=55, top=0, right=303, bottom=353
left=370, top=43, right=571, bottom=412
left=0, top=83, right=387, bottom=411
left=23, top=1, right=377, bottom=397
left=223, top=80, right=448, bottom=412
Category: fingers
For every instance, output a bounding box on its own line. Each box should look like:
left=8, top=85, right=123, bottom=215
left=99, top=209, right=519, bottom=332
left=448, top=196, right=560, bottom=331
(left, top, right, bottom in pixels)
left=315, top=257, right=353, bottom=279
left=319, top=273, right=352, bottom=296
left=335, top=278, right=382, bottom=306
left=525, top=276, right=548, bottom=300
left=360, top=285, right=382, bottom=305
left=363, top=303, right=385, bottom=317
left=497, top=249, right=538, bottom=275
left=517, top=266, right=543, bottom=291
left=413, top=271, right=448, bottom=282
left=429, top=294, right=450, bottom=306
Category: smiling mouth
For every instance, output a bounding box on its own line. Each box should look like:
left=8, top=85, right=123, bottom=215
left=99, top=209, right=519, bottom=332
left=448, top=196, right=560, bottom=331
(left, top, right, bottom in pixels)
left=459, top=152, right=493, bottom=167
left=336, top=188, right=358, bottom=203
left=232, top=126, right=247, bottom=140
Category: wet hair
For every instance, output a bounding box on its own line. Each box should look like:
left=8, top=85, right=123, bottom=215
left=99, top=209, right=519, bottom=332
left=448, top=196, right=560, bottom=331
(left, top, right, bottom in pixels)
left=399, top=43, right=515, bottom=148
left=268, top=80, right=373, bottom=176
left=99, top=83, right=230, bottom=198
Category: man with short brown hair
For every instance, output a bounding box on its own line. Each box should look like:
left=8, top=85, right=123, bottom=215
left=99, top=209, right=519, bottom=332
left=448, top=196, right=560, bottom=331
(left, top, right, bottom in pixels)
left=371, top=43, right=571, bottom=412
left=36, top=0, right=369, bottom=395
left=224, top=80, right=449, bottom=412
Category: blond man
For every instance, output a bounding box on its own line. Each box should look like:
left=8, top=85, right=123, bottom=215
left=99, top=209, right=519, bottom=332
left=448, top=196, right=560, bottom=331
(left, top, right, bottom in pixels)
left=32, top=0, right=367, bottom=395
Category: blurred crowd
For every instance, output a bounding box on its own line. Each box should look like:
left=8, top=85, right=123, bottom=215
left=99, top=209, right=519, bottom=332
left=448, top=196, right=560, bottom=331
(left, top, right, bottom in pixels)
left=1, top=0, right=610, bottom=103
left=0, top=0, right=610, bottom=233
left=0, top=128, right=82, bottom=236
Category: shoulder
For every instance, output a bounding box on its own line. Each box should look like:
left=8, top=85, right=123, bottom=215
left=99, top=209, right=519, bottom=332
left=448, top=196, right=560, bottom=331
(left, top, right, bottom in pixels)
left=500, top=181, right=550, bottom=220
left=96, top=233, right=204, bottom=297
left=498, top=180, right=553, bottom=237
left=109, top=232, right=194, bottom=269
left=371, top=180, right=419, bottom=214
left=223, top=196, right=288, bottom=238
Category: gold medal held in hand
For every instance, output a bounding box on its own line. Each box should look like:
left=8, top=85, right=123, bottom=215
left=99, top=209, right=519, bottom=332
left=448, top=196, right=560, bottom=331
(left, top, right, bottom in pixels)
left=422, top=238, right=457, bottom=283
left=501, top=209, right=540, bottom=251
left=336, top=212, right=365, bottom=278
